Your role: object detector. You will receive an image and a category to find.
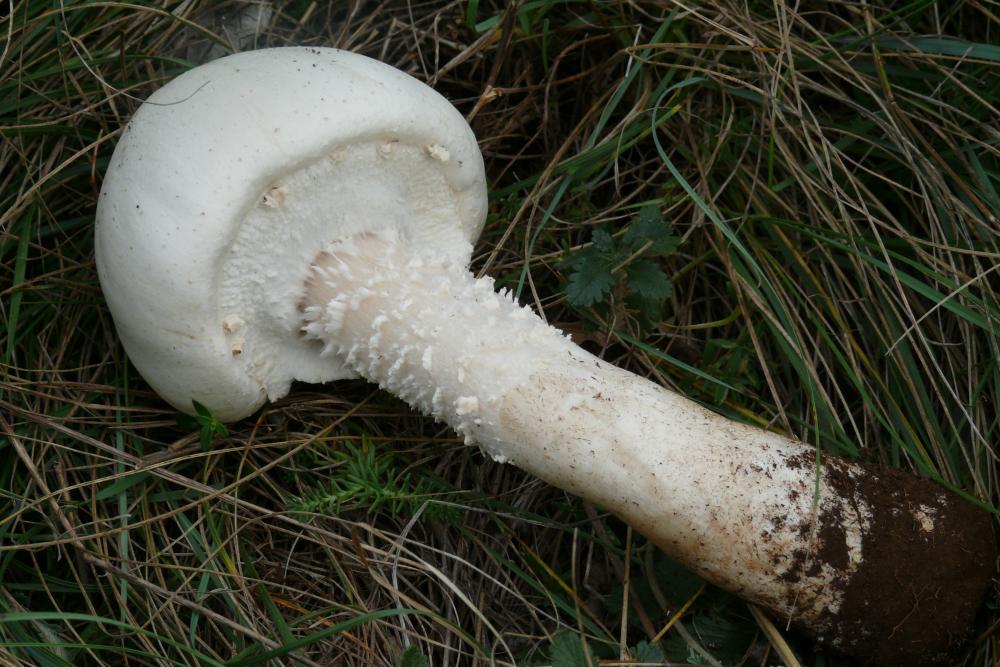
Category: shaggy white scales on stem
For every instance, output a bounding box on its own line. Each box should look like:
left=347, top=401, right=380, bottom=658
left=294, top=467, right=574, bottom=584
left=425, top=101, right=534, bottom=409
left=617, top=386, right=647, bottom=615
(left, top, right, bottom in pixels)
left=297, top=230, right=910, bottom=655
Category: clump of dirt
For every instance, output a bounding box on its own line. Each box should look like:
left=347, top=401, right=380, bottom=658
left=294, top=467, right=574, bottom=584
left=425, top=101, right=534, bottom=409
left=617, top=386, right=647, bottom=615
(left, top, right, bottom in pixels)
left=789, top=454, right=995, bottom=665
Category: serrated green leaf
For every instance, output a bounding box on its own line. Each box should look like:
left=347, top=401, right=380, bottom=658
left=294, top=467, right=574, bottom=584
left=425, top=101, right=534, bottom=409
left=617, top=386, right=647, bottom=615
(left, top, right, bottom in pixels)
left=623, top=204, right=675, bottom=256
left=649, top=236, right=678, bottom=257
left=626, top=203, right=665, bottom=237
left=626, top=260, right=672, bottom=301
left=661, top=604, right=755, bottom=663
left=397, top=645, right=429, bottom=667
left=550, top=632, right=596, bottom=667
left=632, top=640, right=664, bottom=663
left=566, top=252, right=615, bottom=307
left=591, top=227, right=616, bottom=254
left=559, top=244, right=599, bottom=271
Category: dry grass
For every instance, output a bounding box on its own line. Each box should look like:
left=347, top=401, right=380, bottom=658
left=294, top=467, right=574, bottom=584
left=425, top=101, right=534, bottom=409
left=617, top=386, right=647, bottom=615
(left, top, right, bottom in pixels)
left=1, top=1, right=998, bottom=665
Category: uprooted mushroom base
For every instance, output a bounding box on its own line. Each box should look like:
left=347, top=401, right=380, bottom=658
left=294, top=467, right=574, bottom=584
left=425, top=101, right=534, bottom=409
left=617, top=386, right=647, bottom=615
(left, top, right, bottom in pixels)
left=775, top=455, right=993, bottom=665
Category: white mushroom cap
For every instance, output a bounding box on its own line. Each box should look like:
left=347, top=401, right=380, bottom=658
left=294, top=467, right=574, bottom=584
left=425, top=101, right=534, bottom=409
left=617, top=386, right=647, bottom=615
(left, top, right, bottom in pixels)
left=95, top=47, right=487, bottom=420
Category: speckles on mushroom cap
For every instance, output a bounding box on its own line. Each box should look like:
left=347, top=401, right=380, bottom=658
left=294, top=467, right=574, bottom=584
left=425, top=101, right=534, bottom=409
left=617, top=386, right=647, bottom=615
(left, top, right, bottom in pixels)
left=95, top=47, right=486, bottom=420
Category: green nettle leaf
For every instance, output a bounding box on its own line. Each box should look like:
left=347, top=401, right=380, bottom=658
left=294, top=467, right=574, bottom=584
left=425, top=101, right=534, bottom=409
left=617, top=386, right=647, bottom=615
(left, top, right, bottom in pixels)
left=562, top=204, right=676, bottom=315
left=623, top=203, right=675, bottom=256
left=565, top=251, right=616, bottom=307
left=626, top=259, right=672, bottom=301
left=549, top=632, right=597, bottom=667
left=649, top=235, right=679, bottom=257
left=396, top=645, right=429, bottom=667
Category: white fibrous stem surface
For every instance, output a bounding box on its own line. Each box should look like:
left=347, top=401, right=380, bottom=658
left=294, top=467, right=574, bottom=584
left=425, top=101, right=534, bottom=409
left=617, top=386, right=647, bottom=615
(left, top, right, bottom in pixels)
left=302, top=230, right=872, bottom=633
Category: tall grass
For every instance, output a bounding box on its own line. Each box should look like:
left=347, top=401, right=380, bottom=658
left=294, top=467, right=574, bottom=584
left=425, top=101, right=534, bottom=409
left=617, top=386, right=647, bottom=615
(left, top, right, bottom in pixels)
left=1, top=1, right=997, bottom=665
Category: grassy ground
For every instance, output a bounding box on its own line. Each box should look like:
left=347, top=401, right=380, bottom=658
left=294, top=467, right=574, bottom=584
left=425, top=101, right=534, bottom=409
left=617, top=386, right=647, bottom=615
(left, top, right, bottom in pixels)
left=2, top=0, right=998, bottom=665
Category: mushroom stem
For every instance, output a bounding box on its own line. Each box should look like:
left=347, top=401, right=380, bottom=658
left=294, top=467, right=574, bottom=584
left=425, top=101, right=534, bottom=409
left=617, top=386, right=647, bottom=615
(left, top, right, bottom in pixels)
left=302, top=230, right=992, bottom=664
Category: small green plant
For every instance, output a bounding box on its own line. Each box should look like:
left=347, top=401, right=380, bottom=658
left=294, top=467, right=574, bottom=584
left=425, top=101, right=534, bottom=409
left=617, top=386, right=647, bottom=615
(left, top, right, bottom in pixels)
left=545, top=632, right=665, bottom=666
left=561, top=204, right=676, bottom=328
left=289, top=437, right=464, bottom=524
left=177, top=400, right=230, bottom=450
left=700, top=338, right=761, bottom=403
left=396, top=645, right=430, bottom=667
left=548, top=632, right=597, bottom=666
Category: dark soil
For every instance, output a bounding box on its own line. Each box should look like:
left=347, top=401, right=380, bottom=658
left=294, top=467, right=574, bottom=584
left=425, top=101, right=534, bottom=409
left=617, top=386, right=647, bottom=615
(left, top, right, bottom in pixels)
left=788, top=455, right=996, bottom=665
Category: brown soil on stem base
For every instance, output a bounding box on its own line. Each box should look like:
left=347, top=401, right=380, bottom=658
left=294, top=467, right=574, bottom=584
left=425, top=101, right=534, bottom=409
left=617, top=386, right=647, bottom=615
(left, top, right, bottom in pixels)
left=790, top=455, right=995, bottom=665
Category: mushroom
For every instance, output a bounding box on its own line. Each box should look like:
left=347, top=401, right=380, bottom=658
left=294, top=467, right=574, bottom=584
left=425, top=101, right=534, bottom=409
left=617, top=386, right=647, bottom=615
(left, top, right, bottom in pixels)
left=95, top=47, right=993, bottom=664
